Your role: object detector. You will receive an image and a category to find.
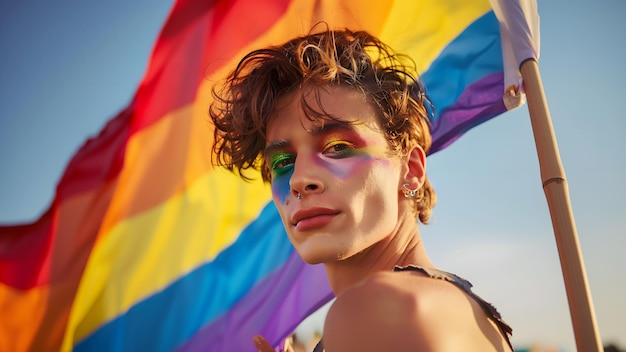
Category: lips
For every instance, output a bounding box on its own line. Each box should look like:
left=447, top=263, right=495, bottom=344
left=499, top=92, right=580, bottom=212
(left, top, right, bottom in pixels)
left=291, top=207, right=340, bottom=231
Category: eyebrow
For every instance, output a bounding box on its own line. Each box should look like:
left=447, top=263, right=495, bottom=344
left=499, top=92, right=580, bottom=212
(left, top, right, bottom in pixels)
left=264, top=121, right=357, bottom=156
left=264, top=140, right=290, bottom=157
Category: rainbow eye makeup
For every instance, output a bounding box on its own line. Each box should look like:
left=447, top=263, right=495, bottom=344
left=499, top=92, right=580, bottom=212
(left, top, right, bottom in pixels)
left=322, top=140, right=356, bottom=157
left=269, top=151, right=295, bottom=177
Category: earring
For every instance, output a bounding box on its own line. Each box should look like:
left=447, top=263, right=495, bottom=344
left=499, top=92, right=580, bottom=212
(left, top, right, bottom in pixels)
left=402, top=183, right=418, bottom=198
left=297, top=192, right=302, bottom=200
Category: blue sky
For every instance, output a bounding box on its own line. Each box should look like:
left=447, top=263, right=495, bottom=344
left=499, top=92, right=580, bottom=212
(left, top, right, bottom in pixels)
left=1, top=1, right=624, bottom=351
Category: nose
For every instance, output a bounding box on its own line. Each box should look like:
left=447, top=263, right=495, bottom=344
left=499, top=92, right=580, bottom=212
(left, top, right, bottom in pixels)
left=289, top=153, right=325, bottom=199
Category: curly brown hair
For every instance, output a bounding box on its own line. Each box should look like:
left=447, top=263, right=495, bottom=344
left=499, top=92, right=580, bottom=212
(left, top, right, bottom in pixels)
left=210, top=28, right=436, bottom=223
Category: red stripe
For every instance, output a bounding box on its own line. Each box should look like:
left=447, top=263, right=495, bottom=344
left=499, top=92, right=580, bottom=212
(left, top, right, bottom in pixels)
left=0, top=173, right=118, bottom=288
left=130, top=0, right=292, bottom=134
left=0, top=208, right=54, bottom=288
left=57, top=106, right=132, bottom=200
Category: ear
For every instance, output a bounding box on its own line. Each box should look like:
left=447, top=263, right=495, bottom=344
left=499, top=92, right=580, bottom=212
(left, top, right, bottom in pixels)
left=400, top=146, right=426, bottom=190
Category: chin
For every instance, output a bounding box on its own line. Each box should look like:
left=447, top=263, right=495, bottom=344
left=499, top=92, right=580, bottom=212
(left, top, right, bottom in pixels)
left=294, top=241, right=352, bottom=265
left=287, top=228, right=356, bottom=264
left=293, top=246, right=329, bottom=265
left=300, top=256, right=325, bottom=265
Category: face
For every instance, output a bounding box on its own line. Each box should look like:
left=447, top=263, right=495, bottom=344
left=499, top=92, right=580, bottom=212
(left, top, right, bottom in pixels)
left=265, top=85, right=408, bottom=264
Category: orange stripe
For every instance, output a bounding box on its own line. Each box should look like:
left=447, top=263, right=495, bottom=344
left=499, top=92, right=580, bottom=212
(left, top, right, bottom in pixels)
left=0, top=284, right=47, bottom=351
left=314, top=0, right=393, bottom=32
left=98, top=103, right=213, bottom=237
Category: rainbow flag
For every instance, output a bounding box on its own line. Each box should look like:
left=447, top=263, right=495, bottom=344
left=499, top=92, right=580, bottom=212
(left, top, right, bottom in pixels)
left=0, top=0, right=538, bottom=351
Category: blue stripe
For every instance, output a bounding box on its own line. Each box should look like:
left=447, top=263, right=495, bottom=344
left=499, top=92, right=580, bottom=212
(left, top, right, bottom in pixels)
left=75, top=202, right=292, bottom=352
left=422, top=11, right=503, bottom=122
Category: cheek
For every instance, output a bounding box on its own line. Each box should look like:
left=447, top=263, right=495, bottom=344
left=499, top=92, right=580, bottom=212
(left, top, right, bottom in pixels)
left=325, top=154, right=396, bottom=183
left=323, top=153, right=375, bottom=179
left=271, top=169, right=293, bottom=204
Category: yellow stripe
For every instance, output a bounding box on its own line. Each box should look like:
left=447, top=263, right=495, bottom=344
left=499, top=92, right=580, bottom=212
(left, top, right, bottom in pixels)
left=70, top=167, right=270, bottom=343
left=379, top=0, right=492, bottom=73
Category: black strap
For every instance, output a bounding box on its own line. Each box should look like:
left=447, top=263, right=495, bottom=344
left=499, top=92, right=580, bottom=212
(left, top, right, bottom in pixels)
left=394, top=265, right=513, bottom=351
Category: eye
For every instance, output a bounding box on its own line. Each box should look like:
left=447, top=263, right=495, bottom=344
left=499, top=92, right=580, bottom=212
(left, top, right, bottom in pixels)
left=270, top=152, right=295, bottom=176
left=323, top=141, right=355, bottom=157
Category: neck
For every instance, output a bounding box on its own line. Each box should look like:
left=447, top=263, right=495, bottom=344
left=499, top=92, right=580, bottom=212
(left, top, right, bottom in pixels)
left=323, top=212, right=434, bottom=295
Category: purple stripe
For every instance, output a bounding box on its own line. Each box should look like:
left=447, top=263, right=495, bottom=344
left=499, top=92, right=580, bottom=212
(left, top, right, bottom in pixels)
left=429, top=72, right=508, bottom=154
left=177, top=251, right=333, bottom=352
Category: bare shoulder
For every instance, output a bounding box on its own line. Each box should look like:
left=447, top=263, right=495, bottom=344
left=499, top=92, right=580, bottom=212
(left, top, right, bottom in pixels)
left=322, top=270, right=510, bottom=351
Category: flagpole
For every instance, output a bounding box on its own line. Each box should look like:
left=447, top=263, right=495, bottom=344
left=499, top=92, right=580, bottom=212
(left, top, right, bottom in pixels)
left=520, top=58, right=602, bottom=352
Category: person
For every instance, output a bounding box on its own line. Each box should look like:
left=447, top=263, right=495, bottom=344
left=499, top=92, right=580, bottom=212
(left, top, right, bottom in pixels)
left=210, top=27, right=513, bottom=352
